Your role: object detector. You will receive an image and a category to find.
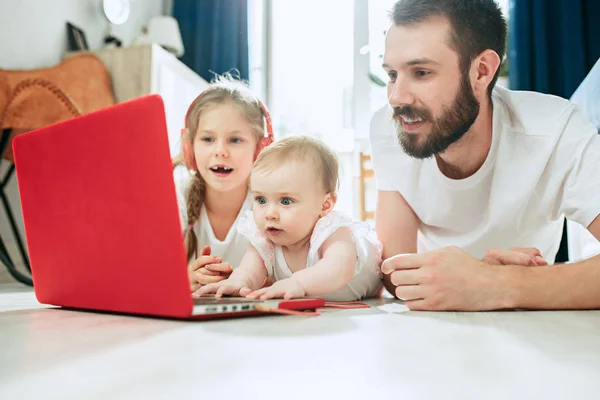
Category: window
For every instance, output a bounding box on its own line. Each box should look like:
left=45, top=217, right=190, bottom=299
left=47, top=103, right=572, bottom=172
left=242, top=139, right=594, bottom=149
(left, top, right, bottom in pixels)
left=249, top=0, right=354, bottom=151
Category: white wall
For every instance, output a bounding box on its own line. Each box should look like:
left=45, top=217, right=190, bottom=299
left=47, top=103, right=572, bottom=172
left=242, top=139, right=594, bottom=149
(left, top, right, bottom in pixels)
left=0, top=0, right=166, bottom=70
left=0, top=0, right=166, bottom=283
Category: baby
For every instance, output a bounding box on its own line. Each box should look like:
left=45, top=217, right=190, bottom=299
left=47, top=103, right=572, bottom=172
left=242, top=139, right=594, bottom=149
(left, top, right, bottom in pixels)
left=196, top=135, right=382, bottom=301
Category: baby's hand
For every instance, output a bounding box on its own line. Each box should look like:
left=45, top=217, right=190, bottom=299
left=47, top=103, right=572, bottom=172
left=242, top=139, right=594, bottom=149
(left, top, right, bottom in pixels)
left=246, top=278, right=306, bottom=300
left=193, top=278, right=253, bottom=298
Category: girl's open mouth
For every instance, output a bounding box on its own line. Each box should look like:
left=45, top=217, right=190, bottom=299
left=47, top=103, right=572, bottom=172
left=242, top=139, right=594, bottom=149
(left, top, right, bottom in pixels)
left=209, top=165, right=233, bottom=177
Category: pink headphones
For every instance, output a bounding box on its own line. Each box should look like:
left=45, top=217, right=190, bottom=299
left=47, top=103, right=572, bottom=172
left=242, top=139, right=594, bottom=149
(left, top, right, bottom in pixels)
left=180, top=92, right=275, bottom=171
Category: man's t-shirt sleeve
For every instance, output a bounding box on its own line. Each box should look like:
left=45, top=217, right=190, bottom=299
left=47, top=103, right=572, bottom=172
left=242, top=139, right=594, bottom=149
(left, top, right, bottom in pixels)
left=560, top=106, right=600, bottom=229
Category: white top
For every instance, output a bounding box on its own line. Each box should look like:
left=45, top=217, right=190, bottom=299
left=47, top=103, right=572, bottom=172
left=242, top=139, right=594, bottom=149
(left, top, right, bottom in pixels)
left=369, top=85, right=600, bottom=263
left=174, top=166, right=251, bottom=267
left=238, top=210, right=383, bottom=301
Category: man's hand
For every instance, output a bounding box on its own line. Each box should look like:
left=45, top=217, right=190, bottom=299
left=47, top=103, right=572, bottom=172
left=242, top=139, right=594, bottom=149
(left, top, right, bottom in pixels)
left=381, top=247, right=518, bottom=311
left=482, top=247, right=548, bottom=266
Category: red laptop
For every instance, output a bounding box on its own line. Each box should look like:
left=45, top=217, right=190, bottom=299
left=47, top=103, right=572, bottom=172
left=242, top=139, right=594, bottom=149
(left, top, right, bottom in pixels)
left=12, top=95, right=323, bottom=319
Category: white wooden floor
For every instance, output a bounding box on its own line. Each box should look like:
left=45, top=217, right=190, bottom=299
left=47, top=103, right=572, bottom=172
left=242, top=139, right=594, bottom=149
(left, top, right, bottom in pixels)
left=2, top=283, right=600, bottom=400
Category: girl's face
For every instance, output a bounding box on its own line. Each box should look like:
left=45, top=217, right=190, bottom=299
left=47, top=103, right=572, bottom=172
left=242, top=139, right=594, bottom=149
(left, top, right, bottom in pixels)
left=250, top=161, right=335, bottom=249
left=193, top=103, right=258, bottom=193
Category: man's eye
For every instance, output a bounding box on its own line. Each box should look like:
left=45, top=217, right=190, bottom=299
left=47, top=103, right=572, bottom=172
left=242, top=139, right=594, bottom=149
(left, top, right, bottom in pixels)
left=280, top=197, right=293, bottom=206
left=415, top=70, right=430, bottom=77
left=255, top=197, right=266, bottom=205
left=388, top=72, right=397, bottom=81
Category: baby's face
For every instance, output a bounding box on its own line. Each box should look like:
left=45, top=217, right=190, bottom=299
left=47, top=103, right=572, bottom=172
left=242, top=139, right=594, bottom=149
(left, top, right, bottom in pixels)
left=250, top=161, right=329, bottom=248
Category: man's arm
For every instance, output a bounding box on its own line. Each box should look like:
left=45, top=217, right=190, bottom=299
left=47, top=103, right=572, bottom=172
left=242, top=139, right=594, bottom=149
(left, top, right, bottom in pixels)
left=382, top=214, right=600, bottom=311
left=375, top=190, right=420, bottom=296
left=509, top=214, right=600, bottom=309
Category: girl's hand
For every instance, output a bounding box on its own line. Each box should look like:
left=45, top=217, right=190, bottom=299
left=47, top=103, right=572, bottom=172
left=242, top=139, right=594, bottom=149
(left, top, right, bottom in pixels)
left=246, top=278, right=306, bottom=300
left=188, top=245, right=232, bottom=292
left=193, top=278, right=253, bottom=298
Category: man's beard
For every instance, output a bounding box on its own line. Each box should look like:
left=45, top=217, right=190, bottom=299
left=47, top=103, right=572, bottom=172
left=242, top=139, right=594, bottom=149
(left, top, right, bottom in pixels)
left=393, top=72, right=480, bottom=159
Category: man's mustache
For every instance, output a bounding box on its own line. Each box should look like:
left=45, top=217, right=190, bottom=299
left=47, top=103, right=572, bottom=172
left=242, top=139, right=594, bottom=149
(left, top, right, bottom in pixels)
left=393, top=106, right=431, bottom=122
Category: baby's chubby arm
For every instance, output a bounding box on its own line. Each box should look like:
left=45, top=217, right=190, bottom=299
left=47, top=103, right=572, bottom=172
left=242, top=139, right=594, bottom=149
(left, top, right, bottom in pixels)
left=195, top=245, right=268, bottom=297
left=292, top=227, right=357, bottom=296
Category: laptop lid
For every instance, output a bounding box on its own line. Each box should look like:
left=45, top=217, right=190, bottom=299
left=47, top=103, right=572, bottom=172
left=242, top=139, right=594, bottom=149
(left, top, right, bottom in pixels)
left=13, top=95, right=194, bottom=318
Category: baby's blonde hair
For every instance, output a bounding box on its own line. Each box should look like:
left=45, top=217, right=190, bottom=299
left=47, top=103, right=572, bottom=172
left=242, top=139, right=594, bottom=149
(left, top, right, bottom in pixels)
left=175, top=73, right=266, bottom=262
left=253, top=135, right=339, bottom=195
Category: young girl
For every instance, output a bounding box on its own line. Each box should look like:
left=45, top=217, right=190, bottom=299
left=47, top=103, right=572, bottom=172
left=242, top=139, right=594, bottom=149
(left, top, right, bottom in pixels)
left=173, top=74, right=274, bottom=292
left=196, top=136, right=383, bottom=302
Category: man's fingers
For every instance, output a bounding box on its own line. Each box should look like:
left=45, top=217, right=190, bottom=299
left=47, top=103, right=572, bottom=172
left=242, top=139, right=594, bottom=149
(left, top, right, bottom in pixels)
left=509, top=247, right=542, bottom=258
left=499, top=251, right=536, bottom=266
left=482, top=255, right=501, bottom=265
left=389, top=269, right=422, bottom=286
left=510, top=247, right=548, bottom=266
left=381, top=253, right=424, bottom=274
left=405, top=299, right=429, bottom=311
left=486, top=248, right=547, bottom=266
left=484, top=249, right=537, bottom=266
left=534, top=256, right=548, bottom=266
left=395, top=285, right=424, bottom=301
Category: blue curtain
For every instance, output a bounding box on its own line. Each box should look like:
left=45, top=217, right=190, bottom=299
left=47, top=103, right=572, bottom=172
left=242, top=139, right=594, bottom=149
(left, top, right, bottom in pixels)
left=173, top=0, right=250, bottom=82
left=508, top=0, right=600, bottom=98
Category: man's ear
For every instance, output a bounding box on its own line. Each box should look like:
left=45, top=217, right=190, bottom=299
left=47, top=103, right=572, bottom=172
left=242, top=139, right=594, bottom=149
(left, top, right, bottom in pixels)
left=472, top=49, right=501, bottom=96
left=320, top=193, right=337, bottom=217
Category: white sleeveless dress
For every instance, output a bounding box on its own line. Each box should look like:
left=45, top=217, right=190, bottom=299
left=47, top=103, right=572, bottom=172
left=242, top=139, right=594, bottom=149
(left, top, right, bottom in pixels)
left=238, top=210, right=383, bottom=301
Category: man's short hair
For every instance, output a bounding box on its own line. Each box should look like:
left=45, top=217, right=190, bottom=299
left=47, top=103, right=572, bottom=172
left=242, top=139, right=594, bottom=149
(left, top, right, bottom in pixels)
left=391, top=0, right=507, bottom=96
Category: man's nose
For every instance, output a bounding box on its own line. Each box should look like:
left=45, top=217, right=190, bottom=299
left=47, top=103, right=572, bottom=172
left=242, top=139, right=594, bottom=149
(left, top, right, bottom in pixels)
left=388, top=76, right=415, bottom=108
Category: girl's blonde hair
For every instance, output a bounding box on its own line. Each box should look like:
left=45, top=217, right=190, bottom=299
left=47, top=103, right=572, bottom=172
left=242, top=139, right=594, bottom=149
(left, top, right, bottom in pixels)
left=253, top=135, right=339, bottom=195
left=175, top=73, right=266, bottom=262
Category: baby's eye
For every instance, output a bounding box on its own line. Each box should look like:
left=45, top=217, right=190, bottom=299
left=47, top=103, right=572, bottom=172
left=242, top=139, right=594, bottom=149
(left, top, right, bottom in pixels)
left=201, top=137, right=214, bottom=143
left=255, top=196, right=266, bottom=205
left=230, top=137, right=243, bottom=144
left=280, top=197, right=294, bottom=206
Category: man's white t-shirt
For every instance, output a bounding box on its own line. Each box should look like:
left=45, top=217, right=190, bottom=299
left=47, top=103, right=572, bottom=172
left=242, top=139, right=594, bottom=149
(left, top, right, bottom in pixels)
left=173, top=166, right=251, bottom=267
left=369, top=85, right=600, bottom=263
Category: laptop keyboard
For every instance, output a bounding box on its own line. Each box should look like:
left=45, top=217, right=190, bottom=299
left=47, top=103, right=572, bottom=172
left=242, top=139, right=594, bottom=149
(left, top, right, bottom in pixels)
left=192, top=295, right=263, bottom=305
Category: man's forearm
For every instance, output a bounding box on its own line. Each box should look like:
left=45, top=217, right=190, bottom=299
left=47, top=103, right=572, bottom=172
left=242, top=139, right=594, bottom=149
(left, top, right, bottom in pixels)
left=505, top=254, right=600, bottom=309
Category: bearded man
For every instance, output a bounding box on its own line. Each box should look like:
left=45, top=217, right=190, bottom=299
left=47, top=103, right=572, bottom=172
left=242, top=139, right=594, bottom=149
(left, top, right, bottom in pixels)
left=371, top=0, right=600, bottom=311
